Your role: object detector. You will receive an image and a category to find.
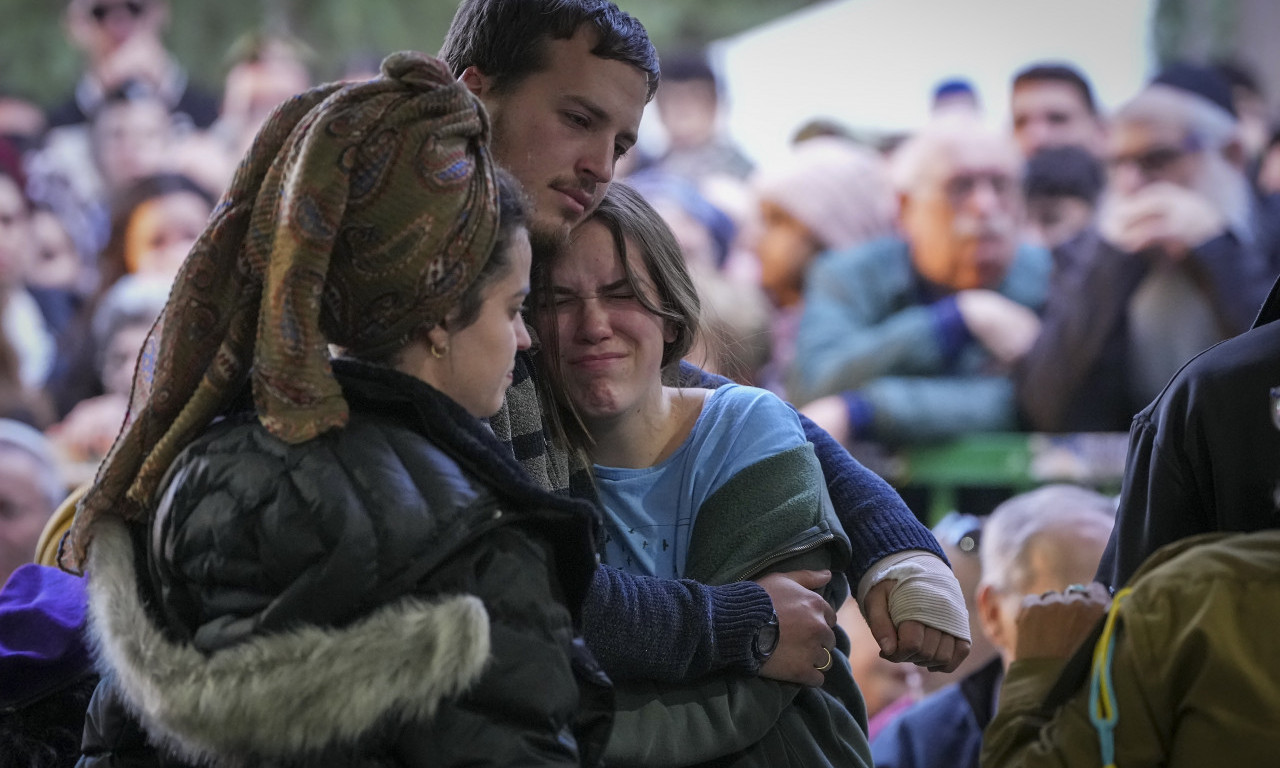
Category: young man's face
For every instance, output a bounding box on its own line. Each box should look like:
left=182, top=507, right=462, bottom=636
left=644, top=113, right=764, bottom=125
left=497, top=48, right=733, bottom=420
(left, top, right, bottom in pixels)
left=1011, top=80, right=1102, bottom=158
left=463, top=26, right=648, bottom=246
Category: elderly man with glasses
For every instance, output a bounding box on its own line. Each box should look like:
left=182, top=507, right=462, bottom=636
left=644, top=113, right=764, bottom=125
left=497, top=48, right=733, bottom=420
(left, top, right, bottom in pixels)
left=1017, top=62, right=1280, bottom=434
left=792, top=114, right=1050, bottom=449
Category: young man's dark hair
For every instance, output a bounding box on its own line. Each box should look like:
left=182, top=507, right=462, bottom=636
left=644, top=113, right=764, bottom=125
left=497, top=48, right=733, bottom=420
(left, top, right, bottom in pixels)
left=1012, top=63, right=1097, bottom=115
left=439, top=0, right=660, bottom=101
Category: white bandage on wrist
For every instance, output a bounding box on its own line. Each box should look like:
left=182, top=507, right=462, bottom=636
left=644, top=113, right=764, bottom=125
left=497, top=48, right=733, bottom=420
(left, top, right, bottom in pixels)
left=857, top=550, right=971, bottom=642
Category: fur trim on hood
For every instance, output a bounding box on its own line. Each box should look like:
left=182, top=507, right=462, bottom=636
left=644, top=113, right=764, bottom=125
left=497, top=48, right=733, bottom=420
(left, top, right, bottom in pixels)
left=84, top=518, right=491, bottom=763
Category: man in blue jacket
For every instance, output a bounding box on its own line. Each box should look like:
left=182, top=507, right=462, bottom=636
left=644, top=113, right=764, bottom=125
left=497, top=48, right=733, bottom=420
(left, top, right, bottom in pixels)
left=794, top=115, right=1050, bottom=446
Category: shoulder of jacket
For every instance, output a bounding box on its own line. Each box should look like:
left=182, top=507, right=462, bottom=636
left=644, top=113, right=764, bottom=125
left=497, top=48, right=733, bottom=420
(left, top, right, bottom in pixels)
left=182, top=410, right=464, bottom=475
left=823, top=236, right=911, bottom=270
left=811, top=238, right=913, bottom=301
left=158, top=411, right=490, bottom=544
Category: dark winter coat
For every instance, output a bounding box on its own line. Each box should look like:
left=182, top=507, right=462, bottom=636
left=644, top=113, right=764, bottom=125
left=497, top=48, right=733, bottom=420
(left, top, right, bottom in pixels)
left=78, top=359, right=609, bottom=766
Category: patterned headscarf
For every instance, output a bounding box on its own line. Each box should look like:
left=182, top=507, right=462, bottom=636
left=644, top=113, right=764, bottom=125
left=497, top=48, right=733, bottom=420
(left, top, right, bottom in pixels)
left=63, top=52, right=500, bottom=570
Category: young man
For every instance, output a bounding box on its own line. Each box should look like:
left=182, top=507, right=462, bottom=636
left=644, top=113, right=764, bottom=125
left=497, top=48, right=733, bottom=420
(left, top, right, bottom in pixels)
left=793, top=115, right=1049, bottom=445
left=440, top=0, right=970, bottom=690
left=1009, top=63, right=1105, bottom=159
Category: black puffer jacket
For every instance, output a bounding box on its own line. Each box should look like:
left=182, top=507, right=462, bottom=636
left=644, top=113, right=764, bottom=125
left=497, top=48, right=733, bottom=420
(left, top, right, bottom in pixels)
left=78, top=360, right=610, bottom=767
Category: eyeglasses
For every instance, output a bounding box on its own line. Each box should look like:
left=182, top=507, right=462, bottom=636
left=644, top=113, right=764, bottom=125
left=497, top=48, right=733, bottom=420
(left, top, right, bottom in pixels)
left=1106, top=137, right=1204, bottom=178
left=943, top=172, right=1017, bottom=204
left=88, top=1, right=148, bottom=24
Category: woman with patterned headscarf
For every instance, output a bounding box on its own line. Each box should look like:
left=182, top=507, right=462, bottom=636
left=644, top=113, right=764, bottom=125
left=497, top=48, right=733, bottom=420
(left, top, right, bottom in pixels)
left=65, top=52, right=607, bottom=767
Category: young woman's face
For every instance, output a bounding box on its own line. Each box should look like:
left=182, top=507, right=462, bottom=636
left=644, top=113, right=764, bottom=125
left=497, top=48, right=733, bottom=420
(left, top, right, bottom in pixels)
left=0, top=175, right=30, bottom=290
left=755, top=199, right=819, bottom=308
left=431, top=228, right=533, bottom=419
left=543, top=218, right=673, bottom=424
left=101, top=321, right=151, bottom=397
left=124, top=190, right=211, bottom=280
left=28, top=209, right=81, bottom=291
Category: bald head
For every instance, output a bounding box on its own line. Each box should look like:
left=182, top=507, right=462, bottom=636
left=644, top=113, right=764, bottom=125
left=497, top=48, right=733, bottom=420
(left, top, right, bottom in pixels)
left=976, top=485, right=1115, bottom=664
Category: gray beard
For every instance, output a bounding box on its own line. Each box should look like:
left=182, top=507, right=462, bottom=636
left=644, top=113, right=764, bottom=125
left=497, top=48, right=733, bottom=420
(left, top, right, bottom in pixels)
left=1196, top=155, right=1255, bottom=242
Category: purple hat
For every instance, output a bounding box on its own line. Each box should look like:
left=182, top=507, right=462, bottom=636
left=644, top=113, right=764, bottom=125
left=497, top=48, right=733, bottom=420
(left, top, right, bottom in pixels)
left=0, top=564, right=92, bottom=710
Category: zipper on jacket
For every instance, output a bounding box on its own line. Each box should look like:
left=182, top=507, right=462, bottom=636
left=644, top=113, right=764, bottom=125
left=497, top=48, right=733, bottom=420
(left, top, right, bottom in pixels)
left=735, top=531, right=836, bottom=582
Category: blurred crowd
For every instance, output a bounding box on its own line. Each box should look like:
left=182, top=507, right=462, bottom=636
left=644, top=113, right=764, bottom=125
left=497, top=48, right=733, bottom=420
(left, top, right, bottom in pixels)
left=2, top=1, right=1280, bottom=766
left=5, top=0, right=1280, bottom=576
left=6, top=0, right=1280, bottom=586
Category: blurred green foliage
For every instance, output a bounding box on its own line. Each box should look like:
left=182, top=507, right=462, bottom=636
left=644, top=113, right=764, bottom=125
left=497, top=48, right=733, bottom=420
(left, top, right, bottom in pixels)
left=0, top=0, right=822, bottom=107
left=1152, top=0, right=1239, bottom=66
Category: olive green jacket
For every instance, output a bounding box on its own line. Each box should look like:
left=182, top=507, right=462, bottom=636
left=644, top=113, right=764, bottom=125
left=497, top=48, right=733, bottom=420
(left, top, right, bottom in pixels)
left=982, top=530, right=1280, bottom=768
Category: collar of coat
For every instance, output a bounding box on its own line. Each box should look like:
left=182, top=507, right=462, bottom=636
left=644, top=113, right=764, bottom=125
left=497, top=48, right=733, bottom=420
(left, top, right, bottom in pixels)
left=332, top=358, right=602, bottom=613
left=85, top=515, right=490, bottom=762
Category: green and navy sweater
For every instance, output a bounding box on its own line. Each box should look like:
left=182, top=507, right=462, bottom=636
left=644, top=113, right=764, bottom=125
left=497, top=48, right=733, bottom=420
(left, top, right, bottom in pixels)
left=491, top=352, right=943, bottom=683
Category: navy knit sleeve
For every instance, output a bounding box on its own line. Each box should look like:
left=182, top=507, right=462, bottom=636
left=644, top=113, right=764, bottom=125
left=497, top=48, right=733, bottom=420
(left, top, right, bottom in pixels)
left=799, top=409, right=946, bottom=582
left=929, top=294, right=973, bottom=367
left=580, top=565, right=773, bottom=682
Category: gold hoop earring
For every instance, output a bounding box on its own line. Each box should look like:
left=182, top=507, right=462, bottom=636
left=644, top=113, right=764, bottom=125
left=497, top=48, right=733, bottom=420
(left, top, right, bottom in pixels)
left=430, top=343, right=447, bottom=359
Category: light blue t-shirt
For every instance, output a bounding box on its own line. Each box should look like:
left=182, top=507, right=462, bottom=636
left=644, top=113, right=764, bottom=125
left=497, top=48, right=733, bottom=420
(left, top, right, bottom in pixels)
left=594, top=383, right=809, bottom=579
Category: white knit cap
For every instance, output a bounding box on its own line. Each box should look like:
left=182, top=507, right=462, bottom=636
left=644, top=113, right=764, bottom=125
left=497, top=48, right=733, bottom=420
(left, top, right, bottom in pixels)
left=752, top=136, right=897, bottom=251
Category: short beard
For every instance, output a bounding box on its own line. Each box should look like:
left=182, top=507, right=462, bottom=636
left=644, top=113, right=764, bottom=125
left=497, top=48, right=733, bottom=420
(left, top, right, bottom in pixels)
left=1195, top=153, right=1254, bottom=240
left=528, top=223, right=567, bottom=319
left=529, top=219, right=571, bottom=264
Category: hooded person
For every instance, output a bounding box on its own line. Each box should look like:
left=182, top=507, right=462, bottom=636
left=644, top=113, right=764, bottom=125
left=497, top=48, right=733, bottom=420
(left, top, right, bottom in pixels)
left=62, top=51, right=608, bottom=767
